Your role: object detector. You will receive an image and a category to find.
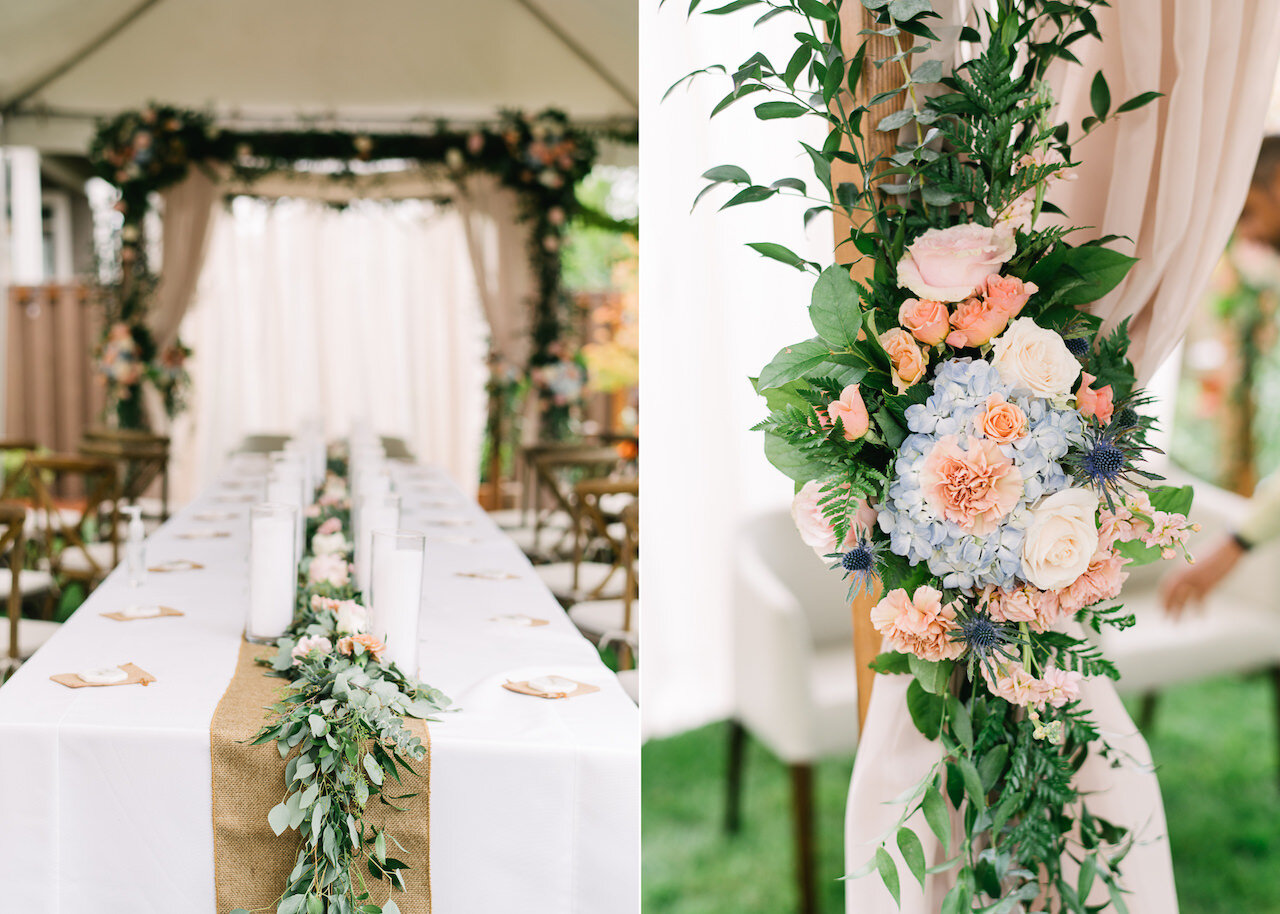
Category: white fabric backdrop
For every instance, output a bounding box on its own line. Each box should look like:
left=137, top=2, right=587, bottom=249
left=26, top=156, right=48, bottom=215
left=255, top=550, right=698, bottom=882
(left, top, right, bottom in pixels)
left=640, top=6, right=832, bottom=737
left=170, top=197, right=487, bottom=501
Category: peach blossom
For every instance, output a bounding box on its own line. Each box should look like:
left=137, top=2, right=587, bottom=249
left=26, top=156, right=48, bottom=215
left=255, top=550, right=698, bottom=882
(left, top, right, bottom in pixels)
left=920, top=435, right=1024, bottom=535
left=879, top=329, right=927, bottom=392
left=898, top=298, right=949, bottom=346
left=981, top=274, right=1037, bottom=318
left=869, top=586, right=963, bottom=661
left=946, top=295, right=1012, bottom=348
left=1039, top=667, right=1083, bottom=708
left=984, top=661, right=1049, bottom=707
left=337, top=633, right=386, bottom=662
left=825, top=384, right=870, bottom=441
left=978, top=394, right=1028, bottom=444
left=896, top=223, right=1017, bottom=302
left=1075, top=371, right=1115, bottom=424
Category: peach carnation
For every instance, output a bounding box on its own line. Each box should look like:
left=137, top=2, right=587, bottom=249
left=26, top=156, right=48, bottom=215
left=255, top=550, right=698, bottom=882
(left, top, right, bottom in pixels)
left=898, top=298, right=950, bottom=346
left=920, top=435, right=1024, bottom=535
left=869, top=586, right=964, bottom=661
left=337, top=633, right=386, bottom=662
left=978, top=394, right=1028, bottom=444
left=1057, top=547, right=1128, bottom=613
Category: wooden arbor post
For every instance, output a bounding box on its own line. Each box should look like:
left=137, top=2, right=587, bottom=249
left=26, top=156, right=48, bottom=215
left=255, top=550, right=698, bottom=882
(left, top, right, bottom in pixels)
left=831, top=6, right=909, bottom=730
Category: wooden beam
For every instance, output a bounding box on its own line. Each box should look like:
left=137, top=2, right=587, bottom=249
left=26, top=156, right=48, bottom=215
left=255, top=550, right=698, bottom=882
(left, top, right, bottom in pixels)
left=832, top=5, right=909, bottom=730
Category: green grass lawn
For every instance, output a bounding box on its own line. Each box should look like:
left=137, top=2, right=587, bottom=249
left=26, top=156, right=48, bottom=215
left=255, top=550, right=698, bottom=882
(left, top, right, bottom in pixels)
left=642, top=674, right=1280, bottom=913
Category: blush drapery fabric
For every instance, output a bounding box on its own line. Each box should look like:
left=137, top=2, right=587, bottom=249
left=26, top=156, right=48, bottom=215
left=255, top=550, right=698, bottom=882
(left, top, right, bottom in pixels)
left=150, top=166, right=224, bottom=351
left=169, top=198, right=488, bottom=500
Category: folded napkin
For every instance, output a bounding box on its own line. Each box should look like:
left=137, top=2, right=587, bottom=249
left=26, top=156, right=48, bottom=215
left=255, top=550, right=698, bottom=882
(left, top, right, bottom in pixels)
left=503, top=678, right=599, bottom=700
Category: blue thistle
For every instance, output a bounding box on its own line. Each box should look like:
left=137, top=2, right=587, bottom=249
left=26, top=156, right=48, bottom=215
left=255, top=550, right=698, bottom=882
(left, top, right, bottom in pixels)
left=1062, top=422, right=1161, bottom=511
left=949, top=603, right=1028, bottom=682
left=826, top=537, right=884, bottom=599
left=1064, top=336, right=1091, bottom=358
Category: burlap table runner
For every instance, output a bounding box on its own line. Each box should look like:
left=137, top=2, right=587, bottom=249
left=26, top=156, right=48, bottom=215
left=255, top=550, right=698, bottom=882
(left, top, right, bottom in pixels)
left=211, top=640, right=432, bottom=912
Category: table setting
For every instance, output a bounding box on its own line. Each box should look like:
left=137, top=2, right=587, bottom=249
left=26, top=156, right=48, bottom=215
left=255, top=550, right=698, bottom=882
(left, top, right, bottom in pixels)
left=0, top=432, right=638, bottom=913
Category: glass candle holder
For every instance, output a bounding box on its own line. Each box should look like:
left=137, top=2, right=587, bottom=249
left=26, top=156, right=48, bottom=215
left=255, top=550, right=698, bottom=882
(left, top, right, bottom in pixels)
left=355, top=493, right=401, bottom=594
left=246, top=503, right=299, bottom=643
left=369, top=529, right=426, bottom=676
left=267, top=468, right=307, bottom=564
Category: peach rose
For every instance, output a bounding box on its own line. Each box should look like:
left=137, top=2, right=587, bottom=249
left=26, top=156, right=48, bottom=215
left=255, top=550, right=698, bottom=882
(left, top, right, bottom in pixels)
left=920, top=435, right=1024, bottom=535
left=825, top=384, right=870, bottom=441
left=1021, top=488, right=1099, bottom=590
left=898, top=298, right=949, bottom=346
left=896, top=223, right=1017, bottom=302
left=337, top=633, right=386, bottom=662
left=791, top=481, right=876, bottom=557
left=978, top=394, right=1028, bottom=444
left=1075, top=371, right=1115, bottom=424
left=879, top=329, right=927, bottom=392
left=981, top=274, right=1037, bottom=318
left=945, top=296, right=1012, bottom=349
left=869, top=586, right=964, bottom=661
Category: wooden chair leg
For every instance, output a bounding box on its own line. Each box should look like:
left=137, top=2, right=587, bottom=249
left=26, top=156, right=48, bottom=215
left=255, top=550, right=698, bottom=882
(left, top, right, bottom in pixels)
left=1138, top=692, right=1159, bottom=732
left=1271, top=667, right=1280, bottom=791
left=724, top=719, right=747, bottom=834
left=790, top=762, right=818, bottom=914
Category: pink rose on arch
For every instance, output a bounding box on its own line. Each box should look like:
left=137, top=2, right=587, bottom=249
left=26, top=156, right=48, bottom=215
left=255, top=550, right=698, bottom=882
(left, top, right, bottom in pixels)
left=898, top=298, right=950, bottom=346
left=1075, top=371, right=1115, bottom=424
left=790, top=480, right=876, bottom=558
left=825, top=384, right=869, bottom=441
left=308, top=553, right=351, bottom=587
left=946, top=295, right=1013, bottom=349
left=896, top=223, right=1017, bottom=302
left=920, top=435, right=1024, bottom=536
left=879, top=328, right=928, bottom=392
left=869, top=586, right=964, bottom=662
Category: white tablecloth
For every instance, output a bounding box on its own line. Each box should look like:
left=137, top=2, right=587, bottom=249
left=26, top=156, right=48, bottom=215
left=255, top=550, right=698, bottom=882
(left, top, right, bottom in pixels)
left=0, top=464, right=639, bottom=913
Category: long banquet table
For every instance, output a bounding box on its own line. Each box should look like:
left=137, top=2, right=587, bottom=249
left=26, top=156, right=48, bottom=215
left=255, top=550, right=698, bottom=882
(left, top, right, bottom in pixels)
left=0, top=461, right=639, bottom=913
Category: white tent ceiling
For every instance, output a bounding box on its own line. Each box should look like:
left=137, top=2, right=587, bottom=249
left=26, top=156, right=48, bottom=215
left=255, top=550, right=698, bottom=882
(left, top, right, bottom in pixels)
left=0, top=0, right=638, bottom=154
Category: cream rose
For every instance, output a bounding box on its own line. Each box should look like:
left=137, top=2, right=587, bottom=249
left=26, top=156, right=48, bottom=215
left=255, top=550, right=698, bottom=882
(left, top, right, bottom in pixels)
left=335, top=600, right=369, bottom=635
left=896, top=223, right=1017, bottom=302
left=990, top=318, right=1080, bottom=398
left=1021, top=488, right=1100, bottom=590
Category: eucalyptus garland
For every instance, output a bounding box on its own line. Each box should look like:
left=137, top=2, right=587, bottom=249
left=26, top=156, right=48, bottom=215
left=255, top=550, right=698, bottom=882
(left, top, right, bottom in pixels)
left=230, top=454, right=451, bottom=914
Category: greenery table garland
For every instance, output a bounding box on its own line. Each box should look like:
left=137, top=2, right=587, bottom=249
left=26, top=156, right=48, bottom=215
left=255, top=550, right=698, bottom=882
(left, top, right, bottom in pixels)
left=230, top=451, right=450, bottom=914
left=687, top=0, right=1197, bottom=910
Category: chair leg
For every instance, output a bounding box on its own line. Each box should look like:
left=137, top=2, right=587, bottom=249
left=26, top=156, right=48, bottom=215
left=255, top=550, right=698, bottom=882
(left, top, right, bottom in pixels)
left=724, top=719, right=747, bottom=834
left=1270, top=667, right=1280, bottom=791
left=790, top=762, right=818, bottom=914
left=1138, top=692, right=1159, bottom=732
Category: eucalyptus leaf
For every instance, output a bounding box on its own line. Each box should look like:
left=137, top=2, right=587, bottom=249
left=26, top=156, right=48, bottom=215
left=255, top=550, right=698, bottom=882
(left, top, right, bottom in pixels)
left=875, top=846, right=901, bottom=905
left=896, top=827, right=927, bottom=888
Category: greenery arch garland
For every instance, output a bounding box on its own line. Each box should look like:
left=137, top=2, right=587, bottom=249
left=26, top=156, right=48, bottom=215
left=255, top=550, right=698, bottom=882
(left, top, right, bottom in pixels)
left=88, top=103, right=633, bottom=434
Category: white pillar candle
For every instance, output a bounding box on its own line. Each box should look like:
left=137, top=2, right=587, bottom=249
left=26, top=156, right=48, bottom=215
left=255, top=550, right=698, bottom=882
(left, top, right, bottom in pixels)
left=355, top=494, right=400, bottom=594
left=267, top=469, right=307, bottom=564
left=370, top=530, right=426, bottom=676
left=247, top=503, right=298, bottom=643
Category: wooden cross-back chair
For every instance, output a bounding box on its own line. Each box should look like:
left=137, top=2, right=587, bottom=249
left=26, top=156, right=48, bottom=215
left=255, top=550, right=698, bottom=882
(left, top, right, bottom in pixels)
left=0, top=439, right=39, bottom=501
left=23, top=454, right=120, bottom=600
left=80, top=428, right=172, bottom=523
left=529, top=446, right=625, bottom=556
left=1, top=502, right=26, bottom=675
left=570, top=477, right=639, bottom=603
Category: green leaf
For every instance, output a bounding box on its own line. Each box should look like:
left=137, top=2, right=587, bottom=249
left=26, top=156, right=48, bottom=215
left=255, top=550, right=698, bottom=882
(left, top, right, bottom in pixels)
left=875, top=846, right=901, bottom=905
left=278, top=897, right=305, bottom=914
left=896, top=827, right=926, bottom=888
left=877, top=109, right=915, bottom=132
left=958, top=758, right=986, bottom=809
left=1114, top=539, right=1161, bottom=566
left=800, top=142, right=832, bottom=194
left=908, top=656, right=952, bottom=695
left=383, top=902, right=402, bottom=914
left=869, top=651, right=911, bottom=674
left=940, top=883, right=966, bottom=914
left=977, top=743, right=1008, bottom=791
left=720, top=185, right=778, bottom=209
left=1090, top=71, right=1111, bottom=121
left=946, top=695, right=973, bottom=750
left=363, top=752, right=384, bottom=786
left=758, top=338, right=831, bottom=389
left=1117, top=90, right=1162, bottom=114
left=1078, top=855, right=1098, bottom=904
left=375, top=830, right=387, bottom=863
left=906, top=679, right=943, bottom=740
left=797, top=0, right=836, bottom=21
left=922, top=786, right=951, bottom=847
left=910, top=59, right=943, bottom=84
left=755, top=101, right=809, bottom=119
left=1026, top=244, right=1136, bottom=306
left=762, top=432, right=828, bottom=482
left=307, top=896, right=323, bottom=914
left=888, top=0, right=932, bottom=18
left=747, top=242, right=810, bottom=270
left=1149, top=484, right=1193, bottom=517
left=268, top=802, right=291, bottom=837
left=702, top=164, right=751, bottom=184
left=809, top=264, right=863, bottom=347
left=308, top=714, right=327, bottom=738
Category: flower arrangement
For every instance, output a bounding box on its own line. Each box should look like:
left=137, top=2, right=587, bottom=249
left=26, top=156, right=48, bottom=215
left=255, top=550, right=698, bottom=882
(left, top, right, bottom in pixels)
left=94, top=316, right=193, bottom=430
left=232, top=453, right=450, bottom=914
left=691, top=0, right=1194, bottom=908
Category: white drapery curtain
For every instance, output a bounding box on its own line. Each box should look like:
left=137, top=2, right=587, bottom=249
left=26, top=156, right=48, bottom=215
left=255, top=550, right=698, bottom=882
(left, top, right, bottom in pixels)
left=169, top=197, right=488, bottom=501
left=1053, top=0, right=1280, bottom=381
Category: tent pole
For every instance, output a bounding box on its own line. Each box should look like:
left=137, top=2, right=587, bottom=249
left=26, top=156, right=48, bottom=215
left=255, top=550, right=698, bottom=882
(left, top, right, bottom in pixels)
left=832, top=6, right=907, bottom=731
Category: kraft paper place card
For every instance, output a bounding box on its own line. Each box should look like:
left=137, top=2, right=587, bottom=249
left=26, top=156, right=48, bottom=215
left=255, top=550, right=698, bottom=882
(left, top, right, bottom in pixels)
left=456, top=570, right=519, bottom=581
left=195, top=511, right=240, bottom=522
left=176, top=529, right=231, bottom=540
left=100, top=605, right=183, bottom=622
left=490, top=614, right=550, bottom=627
left=148, top=559, right=204, bottom=573
left=51, top=663, right=157, bottom=689
left=503, top=677, right=600, bottom=700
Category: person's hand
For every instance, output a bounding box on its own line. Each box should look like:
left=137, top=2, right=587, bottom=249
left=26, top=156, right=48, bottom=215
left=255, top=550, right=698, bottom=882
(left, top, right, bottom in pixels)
left=1159, top=535, right=1246, bottom=618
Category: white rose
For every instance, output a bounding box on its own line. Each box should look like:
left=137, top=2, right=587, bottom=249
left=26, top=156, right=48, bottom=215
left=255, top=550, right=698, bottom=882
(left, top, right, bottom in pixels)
left=990, top=318, right=1081, bottom=398
left=335, top=600, right=369, bottom=635
left=896, top=223, right=1017, bottom=302
left=1021, top=488, right=1100, bottom=590
left=311, top=531, right=348, bottom=556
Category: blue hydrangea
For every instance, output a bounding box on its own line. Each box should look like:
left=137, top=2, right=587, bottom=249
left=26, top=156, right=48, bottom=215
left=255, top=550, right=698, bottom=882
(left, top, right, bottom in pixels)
left=878, top=358, right=1083, bottom=592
